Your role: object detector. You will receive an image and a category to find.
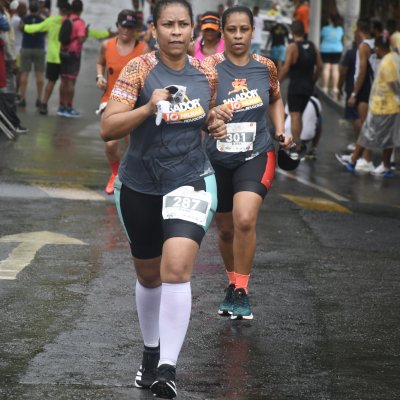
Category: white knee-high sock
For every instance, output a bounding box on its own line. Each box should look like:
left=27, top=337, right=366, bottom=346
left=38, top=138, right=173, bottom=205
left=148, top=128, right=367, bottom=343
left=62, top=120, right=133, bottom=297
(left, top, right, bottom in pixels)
left=159, top=282, right=192, bottom=366
left=135, top=281, right=161, bottom=348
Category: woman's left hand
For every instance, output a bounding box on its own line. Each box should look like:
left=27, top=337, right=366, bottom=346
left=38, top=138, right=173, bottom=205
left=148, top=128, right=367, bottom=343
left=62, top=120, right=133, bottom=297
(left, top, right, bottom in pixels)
left=207, top=109, right=227, bottom=140
left=275, top=132, right=293, bottom=149
left=212, top=104, right=233, bottom=123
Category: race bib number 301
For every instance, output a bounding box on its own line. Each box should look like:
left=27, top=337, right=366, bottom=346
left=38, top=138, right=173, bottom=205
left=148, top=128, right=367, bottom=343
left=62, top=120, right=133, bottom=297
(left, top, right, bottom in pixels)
left=162, top=186, right=212, bottom=227
left=217, top=122, right=256, bottom=152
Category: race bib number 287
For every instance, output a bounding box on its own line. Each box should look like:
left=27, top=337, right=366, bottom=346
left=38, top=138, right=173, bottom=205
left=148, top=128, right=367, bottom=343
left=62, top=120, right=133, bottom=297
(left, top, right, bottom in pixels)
left=162, top=186, right=212, bottom=227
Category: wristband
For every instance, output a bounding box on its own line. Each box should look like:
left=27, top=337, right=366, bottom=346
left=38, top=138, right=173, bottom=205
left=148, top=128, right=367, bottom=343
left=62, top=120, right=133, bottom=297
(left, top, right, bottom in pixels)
left=350, top=92, right=356, bottom=98
left=96, top=74, right=103, bottom=82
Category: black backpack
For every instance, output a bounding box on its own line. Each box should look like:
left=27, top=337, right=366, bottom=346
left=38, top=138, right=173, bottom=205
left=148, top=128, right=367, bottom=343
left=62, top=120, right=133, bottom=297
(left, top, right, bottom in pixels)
left=59, top=17, right=78, bottom=46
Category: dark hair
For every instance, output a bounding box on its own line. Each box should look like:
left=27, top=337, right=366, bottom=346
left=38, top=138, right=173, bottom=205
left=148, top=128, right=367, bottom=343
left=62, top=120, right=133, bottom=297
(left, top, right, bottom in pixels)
left=386, top=18, right=398, bottom=35
left=331, top=14, right=342, bottom=28
left=71, top=0, right=83, bottom=13
left=291, top=20, right=305, bottom=36
left=221, top=5, right=253, bottom=30
left=29, top=1, right=39, bottom=13
left=357, top=18, right=371, bottom=34
left=58, top=0, right=70, bottom=12
left=372, top=19, right=383, bottom=33
left=375, top=34, right=390, bottom=51
left=152, top=0, right=193, bottom=27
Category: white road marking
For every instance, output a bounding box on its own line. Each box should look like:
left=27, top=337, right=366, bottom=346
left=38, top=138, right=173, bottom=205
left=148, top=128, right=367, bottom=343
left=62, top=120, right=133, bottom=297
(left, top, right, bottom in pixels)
left=0, top=231, right=86, bottom=280
left=276, top=169, right=349, bottom=202
left=36, top=185, right=106, bottom=201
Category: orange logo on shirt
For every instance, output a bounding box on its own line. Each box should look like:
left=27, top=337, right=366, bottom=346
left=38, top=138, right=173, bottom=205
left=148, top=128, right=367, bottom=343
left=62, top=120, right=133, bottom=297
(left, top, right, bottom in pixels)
left=223, top=78, right=263, bottom=112
left=228, top=79, right=250, bottom=95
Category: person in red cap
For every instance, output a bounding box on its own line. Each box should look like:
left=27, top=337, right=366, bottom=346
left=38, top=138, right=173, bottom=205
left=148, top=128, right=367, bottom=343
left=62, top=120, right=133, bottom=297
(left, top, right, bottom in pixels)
left=96, top=9, right=149, bottom=194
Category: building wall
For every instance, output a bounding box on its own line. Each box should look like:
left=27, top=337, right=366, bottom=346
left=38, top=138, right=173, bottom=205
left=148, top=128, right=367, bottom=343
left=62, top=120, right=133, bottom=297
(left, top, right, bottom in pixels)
left=190, top=0, right=221, bottom=19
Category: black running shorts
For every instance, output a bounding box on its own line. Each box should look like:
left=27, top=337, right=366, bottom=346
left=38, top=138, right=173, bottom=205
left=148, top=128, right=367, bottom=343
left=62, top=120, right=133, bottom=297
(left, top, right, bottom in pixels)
left=212, top=151, right=276, bottom=213
left=287, top=94, right=310, bottom=113
left=114, top=176, right=217, bottom=259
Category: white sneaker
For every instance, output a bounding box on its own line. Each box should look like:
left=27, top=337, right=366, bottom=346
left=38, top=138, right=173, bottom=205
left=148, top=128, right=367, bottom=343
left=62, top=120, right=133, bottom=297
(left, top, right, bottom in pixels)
left=370, top=163, right=394, bottom=177
left=346, top=143, right=356, bottom=152
left=340, top=154, right=353, bottom=163
left=355, top=158, right=374, bottom=172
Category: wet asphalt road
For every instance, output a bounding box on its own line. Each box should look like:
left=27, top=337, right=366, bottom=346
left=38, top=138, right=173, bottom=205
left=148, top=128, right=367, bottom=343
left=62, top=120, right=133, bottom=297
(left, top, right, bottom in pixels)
left=1, top=48, right=400, bottom=400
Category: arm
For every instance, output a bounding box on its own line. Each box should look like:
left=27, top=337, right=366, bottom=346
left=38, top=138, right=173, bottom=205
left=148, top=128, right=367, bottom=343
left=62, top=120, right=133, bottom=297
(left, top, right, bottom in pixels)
left=314, top=48, right=323, bottom=83
left=101, top=88, right=170, bottom=141
left=23, top=18, right=50, bottom=34
left=101, top=100, right=153, bottom=141
left=278, top=42, right=296, bottom=81
left=268, top=58, right=292, bottom=148
left=269, top=97, right=292, bottom=149
left=88, top=28, right=111, bottom=40
left=348, top=43, right=369, bottom=106
left=96, top=41, right=107, bottom=90
left=337, top=64, right=348, bottom=99
left=0, top=14, right=10, bottom=32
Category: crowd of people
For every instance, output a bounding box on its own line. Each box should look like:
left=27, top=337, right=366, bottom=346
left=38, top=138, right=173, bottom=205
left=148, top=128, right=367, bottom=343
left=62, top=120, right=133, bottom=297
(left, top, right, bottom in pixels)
left=335, top=17, right=400, bottom=177
left=1, top=0, right=399, bottom=399
left=0, top=0, right=111, bottom=120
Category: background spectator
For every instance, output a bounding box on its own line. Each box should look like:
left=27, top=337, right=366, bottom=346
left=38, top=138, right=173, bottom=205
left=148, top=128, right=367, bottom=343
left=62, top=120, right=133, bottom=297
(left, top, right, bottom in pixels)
left=250, top=6, right=263, bottom=55
left=320, top=14, right=344, bottom=96
left=18, top=0, right=45, bottom=108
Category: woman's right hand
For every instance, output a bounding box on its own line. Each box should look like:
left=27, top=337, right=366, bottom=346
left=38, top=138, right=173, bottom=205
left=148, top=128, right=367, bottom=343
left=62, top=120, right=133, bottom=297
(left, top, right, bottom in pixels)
left=96, top=76, right=107, bottom=90
left=147, top=88, right=171, bottom=114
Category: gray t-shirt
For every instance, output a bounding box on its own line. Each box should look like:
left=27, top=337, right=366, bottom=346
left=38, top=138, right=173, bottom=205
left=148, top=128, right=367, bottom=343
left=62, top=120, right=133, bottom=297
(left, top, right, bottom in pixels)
left=203, top=53, right=280, bottom=168
left=110, top=52, right=217, bottom=195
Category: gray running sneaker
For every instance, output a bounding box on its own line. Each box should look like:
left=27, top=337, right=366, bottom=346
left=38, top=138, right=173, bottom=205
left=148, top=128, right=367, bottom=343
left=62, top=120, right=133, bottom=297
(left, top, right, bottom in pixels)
left=218, top=284, right=235, bottom=316
left=231, top=288, right=253, bottom=320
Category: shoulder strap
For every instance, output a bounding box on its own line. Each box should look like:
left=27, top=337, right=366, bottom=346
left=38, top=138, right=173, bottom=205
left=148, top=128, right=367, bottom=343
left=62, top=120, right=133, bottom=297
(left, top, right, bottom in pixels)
left=309, top=97, right=320, bottom=118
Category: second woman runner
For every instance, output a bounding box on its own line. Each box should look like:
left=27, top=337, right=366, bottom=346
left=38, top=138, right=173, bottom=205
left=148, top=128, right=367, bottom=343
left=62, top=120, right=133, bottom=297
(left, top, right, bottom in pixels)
left=203, top=5, right=292, bottom=320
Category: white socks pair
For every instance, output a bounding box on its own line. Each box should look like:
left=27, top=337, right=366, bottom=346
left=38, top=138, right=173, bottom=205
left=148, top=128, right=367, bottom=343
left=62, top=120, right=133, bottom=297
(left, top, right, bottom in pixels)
left=135, top=281, right=192, bottom=366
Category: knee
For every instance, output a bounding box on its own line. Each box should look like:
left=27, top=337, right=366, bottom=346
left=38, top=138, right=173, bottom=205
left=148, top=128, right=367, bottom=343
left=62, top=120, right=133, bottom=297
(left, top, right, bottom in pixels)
left=137, top=272, right=161, bottom=288
left=135, top=264, right=161, bottom=288
left=234, top=212, right=256, bottom=233
left=162, top=263, right=191, bottom=283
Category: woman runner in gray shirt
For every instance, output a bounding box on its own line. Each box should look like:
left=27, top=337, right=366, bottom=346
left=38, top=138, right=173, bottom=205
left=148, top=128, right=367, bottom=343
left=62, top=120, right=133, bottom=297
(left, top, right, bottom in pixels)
left=100, top=1, right=226, bottom=398
left=203, top=5, right=292, bottom=320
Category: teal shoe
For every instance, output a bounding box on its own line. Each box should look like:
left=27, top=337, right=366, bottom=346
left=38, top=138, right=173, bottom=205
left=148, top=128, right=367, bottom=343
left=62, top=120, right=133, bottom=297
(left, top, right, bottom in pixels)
left=231, top=288, right=253, bottom=320
left=218, top=284, right=235, bottom=316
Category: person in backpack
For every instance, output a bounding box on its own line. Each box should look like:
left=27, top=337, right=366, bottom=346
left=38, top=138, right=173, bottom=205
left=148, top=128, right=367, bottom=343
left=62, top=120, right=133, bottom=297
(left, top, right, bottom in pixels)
left=279, top=20, right=322, bottom=160
left=25, top=0, right=111, bottom=115
left=58, top=0, right=86, bottom=117
left=284, top=95, right=322, bottom=160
